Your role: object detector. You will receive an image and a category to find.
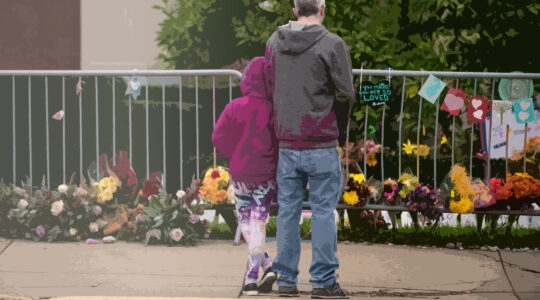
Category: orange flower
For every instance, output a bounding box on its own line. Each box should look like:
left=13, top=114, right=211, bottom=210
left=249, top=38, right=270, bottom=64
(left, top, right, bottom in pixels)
left=366, top=152, right=377, bottom=167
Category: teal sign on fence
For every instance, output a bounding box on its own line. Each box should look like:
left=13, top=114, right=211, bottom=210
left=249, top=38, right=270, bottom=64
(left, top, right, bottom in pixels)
left=359, top=80, right=392, bottom=108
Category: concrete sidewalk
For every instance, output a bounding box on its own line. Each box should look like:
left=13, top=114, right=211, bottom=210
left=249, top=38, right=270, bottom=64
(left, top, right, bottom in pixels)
left=0, top=237, right=539, bottom=300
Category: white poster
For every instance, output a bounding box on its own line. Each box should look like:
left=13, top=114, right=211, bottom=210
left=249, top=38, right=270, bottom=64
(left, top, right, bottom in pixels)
left=484, top=110, right=540, bottom=159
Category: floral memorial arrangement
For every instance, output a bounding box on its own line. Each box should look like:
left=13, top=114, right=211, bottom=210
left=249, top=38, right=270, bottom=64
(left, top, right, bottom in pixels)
left=0, top=151, right=234, bottom=246
left=199, top=166, right=234, bottom=205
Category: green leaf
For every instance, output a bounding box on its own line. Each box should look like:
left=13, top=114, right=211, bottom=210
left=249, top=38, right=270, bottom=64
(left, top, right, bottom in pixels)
left=143, top=207, right=160, bottom=218
left=153, top=219, right=164, bottom=228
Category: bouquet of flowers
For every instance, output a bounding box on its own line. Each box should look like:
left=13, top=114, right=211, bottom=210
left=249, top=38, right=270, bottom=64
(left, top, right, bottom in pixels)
left=397, top=172, right=419, bottom=199
left=506, top=172, right=540, bottom=211
left=382, top=178, right=400, bottom=206
left=199, top=166, right=233, bottom=206
left=406, top=182, right=444, bottom=225
left=0, top=175, right=110, bottom=242
left=139, top=178, right=210, bottom=246
left=342, top=173, right=369, bottom=207
left=445, top=165, right=475, bottom=213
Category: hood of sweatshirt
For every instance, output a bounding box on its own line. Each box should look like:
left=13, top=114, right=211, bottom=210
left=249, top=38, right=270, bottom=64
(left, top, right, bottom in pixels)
left=276, top=22, right=328, bottom=55
left=240, top=56, right=272, bottom=100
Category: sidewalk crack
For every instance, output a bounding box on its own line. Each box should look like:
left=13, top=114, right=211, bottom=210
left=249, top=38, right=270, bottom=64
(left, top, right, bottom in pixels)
left=496, top=249, right=522, bottom=300
left=0, top=239, right=14, bottom=255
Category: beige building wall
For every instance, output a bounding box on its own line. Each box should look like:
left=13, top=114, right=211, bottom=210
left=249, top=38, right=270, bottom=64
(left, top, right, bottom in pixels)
left=81, top=0, right=165, bottom=70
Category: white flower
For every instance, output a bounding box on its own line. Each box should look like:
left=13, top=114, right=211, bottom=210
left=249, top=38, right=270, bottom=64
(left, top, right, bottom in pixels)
left=88, top=222, right=99, bottom=233
left=69, top=228, right=78, bottom=236
left=191, top=199, right=198, bottom=207
left=58, top=184, right=69, bottom=194
left=176, top=190, right=186, bottom=199
left=168, top=228, right=184, bottom=242
left=17, top=199, right=29, bottom=209
left=50, top=200, right=64, bottom=216
left=96, top=218, right=108, bottom=228
left=13, top=186, right=27, bottom=196
left=77, top=187, right=87, bottom=196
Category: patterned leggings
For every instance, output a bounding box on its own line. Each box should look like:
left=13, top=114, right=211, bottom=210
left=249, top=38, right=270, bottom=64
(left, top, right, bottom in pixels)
left=233, top=179, right=276, bottom=284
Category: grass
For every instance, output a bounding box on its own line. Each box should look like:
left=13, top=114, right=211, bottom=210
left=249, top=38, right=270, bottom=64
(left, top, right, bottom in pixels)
left=209, top=216, right=540, bottom=249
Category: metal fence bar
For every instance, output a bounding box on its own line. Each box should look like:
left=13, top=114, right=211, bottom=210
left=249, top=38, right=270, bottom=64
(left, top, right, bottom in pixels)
left=179, top=77, right=183, bottom=187
left=195, top=76, right=200, bottom=179
left=28, top=76, right=32, bottom=187
left=350, top=69, right=540, bottom=79
left=433, top=94, right=440, bottom=188
left=45, top=77, right=50, bottom=188
left=95, top=76, right=99, bottom=177
left=145, top=79, right=150, bottom=180
left=212, top=76, right=216, bottom=168
left=398, top=76, right=406, bottom=175
left=12, top=76, right=16, bottom=184
left=112, top=77, right=116, bottom=166
left=78, top=77, right=83, bottom=182
left=62, top=77, right=66, bottom=184
left=128, top=92, right=132, bottom=169
left=162, top=78, right=167, bottom=188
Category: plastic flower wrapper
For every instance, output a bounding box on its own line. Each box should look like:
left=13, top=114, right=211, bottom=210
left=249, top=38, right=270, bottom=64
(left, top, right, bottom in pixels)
left=506, top=172, right=540, bottom=210
left=470, top=178, right=495, bottom=209
left=508, top=172, right=539, bottom=200
left=406, top=182, right=444, bottom=224
left=199, top=166, right=231, bottom=205
left=365, top=177, right=383, bottom=204
left=397, top=170, right=419, bottom=199
left=382, top=178, right=400, bottom=206
left=341, top=172, right=369, bottom=207
left=86, top=158, right=122, bottom=204
left=439, top=165, right=475, bottom=213
left=483, top=177, right=512, bottom=211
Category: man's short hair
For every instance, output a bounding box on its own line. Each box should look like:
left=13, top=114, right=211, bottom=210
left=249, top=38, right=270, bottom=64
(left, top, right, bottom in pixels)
left=294, top=0, right=325, bottom=17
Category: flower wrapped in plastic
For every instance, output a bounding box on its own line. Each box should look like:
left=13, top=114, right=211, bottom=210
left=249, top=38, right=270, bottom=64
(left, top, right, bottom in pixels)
left=341, top=173, right=369, bottom=207
left=199, top=166, right=231, bottom=205
left=442, top=165, right=475, bottom=213
left=382, top=178, right=400, bottom=206
left=397, top=172, right=419, bottom=199
left=506, top=172, right=540, bottom=211
left=470, top=178, right=495, bottom=209
left=406, top=182, right=444, bottom=225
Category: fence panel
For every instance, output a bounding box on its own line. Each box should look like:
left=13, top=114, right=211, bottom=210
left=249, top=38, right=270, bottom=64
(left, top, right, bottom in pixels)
left=0, top=69, right=539, bottom=214
left=350, top=69, right=540, bottom=211
left=0, top=70, right=242, bottom=194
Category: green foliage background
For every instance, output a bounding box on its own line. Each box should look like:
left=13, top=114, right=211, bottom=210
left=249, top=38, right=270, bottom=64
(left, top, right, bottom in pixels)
left=153, top=0, right=540, bottom=183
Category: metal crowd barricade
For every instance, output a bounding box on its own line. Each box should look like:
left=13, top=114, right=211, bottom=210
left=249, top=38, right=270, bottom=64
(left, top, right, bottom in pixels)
left=350, top=69, right=540, bottom=215
left=1, top=69, right=539, bottom=217
left=0, top=69, right=242, bottom=192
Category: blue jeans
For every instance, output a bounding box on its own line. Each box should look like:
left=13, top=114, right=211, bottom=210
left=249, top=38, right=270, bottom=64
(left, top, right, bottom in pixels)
left=273, top=147, right=342, bottom=288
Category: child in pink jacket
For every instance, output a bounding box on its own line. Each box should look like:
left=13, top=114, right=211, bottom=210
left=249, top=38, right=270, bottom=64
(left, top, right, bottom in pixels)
left=211, top=56, right=277, bottom=296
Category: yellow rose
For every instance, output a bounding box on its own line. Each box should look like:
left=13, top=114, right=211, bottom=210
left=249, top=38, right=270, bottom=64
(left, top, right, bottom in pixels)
left=342, top=190, right=359, bottom=206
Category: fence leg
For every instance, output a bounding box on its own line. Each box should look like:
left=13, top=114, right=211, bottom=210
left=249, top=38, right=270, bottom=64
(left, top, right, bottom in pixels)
left=388, top=211, right=398, bottom=230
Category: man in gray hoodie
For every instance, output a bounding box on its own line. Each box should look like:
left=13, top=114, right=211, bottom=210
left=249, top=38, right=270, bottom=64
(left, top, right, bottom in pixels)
left=265, top=0, right=354, bottom=298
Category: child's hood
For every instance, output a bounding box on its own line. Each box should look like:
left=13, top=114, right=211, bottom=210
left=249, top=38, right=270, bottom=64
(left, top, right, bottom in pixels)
left=240, top=56, right=272, bottom=100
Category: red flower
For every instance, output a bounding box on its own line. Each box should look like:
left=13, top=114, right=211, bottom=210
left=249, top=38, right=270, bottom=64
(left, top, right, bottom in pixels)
left=211, top=170, right=221, bottom=179
left=140, top=171, right=163, bottom=198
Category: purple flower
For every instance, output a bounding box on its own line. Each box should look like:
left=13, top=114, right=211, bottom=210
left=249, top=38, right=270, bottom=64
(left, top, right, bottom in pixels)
left=188, top=214, right=200, bottom=224
left=35, top=225, right=46, bottom=238
left=135, top=214, right=145, bottom=223
left=92, top=205, right=102, bottom=216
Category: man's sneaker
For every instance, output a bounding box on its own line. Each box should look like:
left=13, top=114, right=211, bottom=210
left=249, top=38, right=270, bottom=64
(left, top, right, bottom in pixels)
left=279, top=285, right=300, bottom=297
left=242, top=283, right=258, bottom=296
left=258, top=268, right=277, bottom=293
left=311, top=282, right=349, bottom=299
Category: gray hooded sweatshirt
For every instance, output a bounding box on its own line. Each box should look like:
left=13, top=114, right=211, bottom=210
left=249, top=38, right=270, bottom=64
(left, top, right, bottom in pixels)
left=266, top=22, right=354, bottom=149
